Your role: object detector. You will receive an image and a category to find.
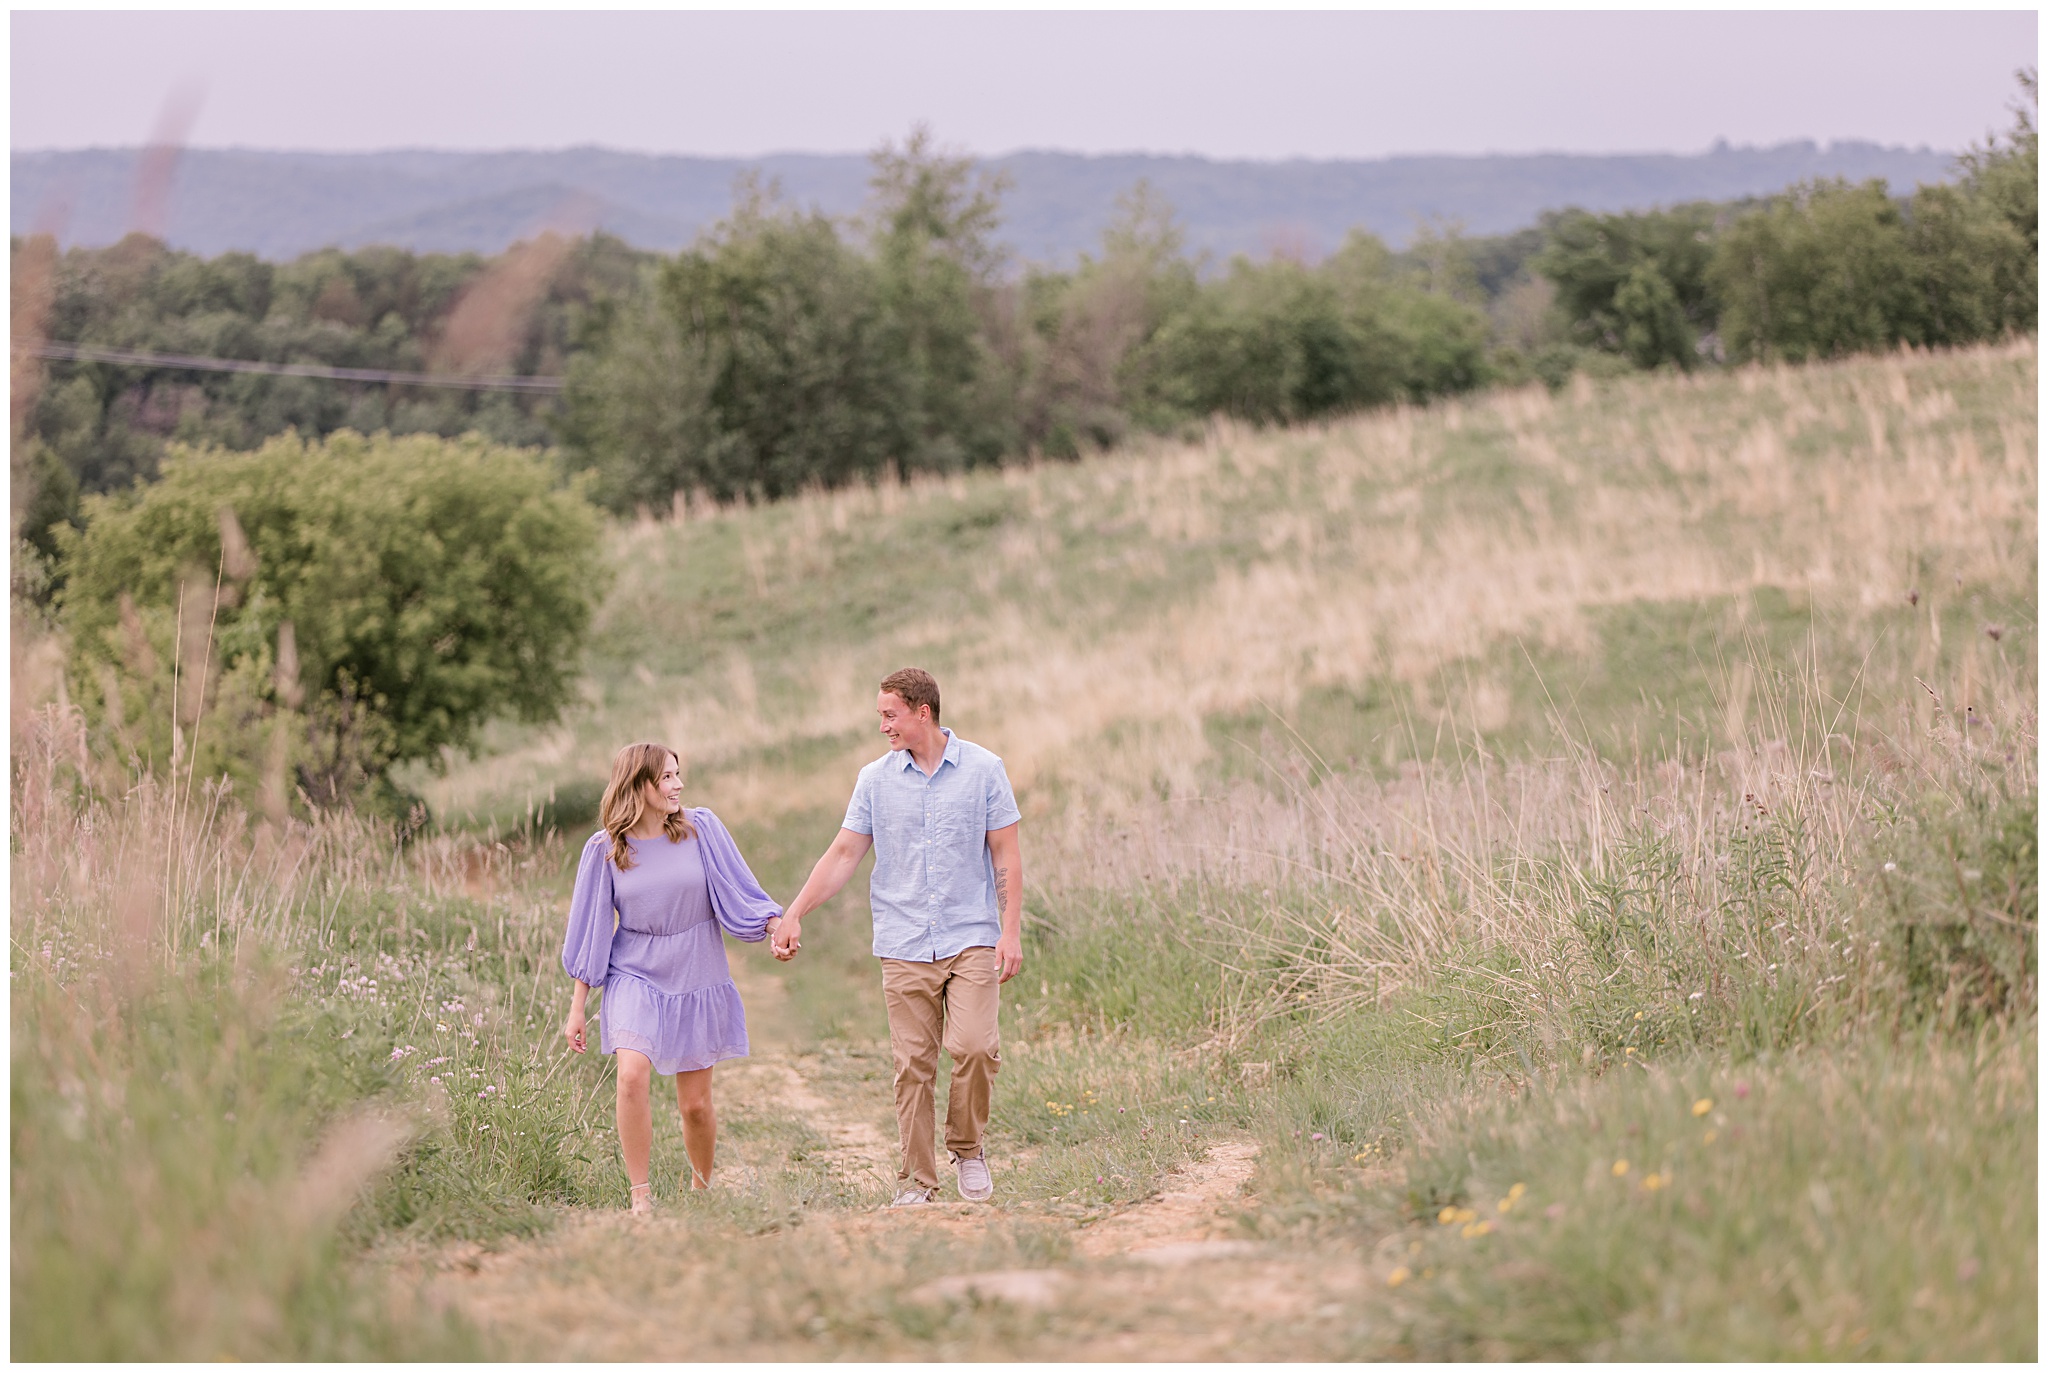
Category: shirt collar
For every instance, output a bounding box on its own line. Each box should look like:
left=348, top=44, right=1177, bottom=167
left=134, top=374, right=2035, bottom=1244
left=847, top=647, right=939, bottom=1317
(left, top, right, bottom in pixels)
left=895, top=727, right=959, bottom=773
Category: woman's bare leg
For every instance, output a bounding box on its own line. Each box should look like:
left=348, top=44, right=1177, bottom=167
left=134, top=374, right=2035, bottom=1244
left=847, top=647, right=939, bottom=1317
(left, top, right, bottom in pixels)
left=675, top=1066, right=716, bottom=1189
left=615, top=1050, right=655, bottom=1194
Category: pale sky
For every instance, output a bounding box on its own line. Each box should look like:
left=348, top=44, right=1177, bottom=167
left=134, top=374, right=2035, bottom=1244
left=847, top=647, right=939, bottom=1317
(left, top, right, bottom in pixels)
left=11, top=10, right=2039, bottom=160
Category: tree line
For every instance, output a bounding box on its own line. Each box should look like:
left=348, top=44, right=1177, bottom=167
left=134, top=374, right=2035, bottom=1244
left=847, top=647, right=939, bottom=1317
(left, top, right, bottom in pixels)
left=17, top=77, right=2035, bottom=529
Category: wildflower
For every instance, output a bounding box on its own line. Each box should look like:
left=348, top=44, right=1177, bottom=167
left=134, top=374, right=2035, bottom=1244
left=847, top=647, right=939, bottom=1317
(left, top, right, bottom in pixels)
left=1438, top=1206, right=1459, bottom=1225
left=1354, top=1152, right=1373, bottom=1163
left=1387, top=1266, right=1410, bottom=1287
left=1734, top=1082, right=1750, bottom=1099
left=1702, top=1130, right=1717, bottom=1144
left=1883, top=862, right=1897, bottom=873
left=429, top=1076, right=441, bottom=1085
left=1633, top=1011, right=1643, bottom=1021
left=1461, top=1219, right=1493, bottom=1238
left=1641, top=1172, right=1668, bottom=1192
left=1544, top=1202, right=1566, bottom=1221
left=1508, top=1182, right=1527, bottom=1202
left=1311, top=1132, right=1324, bottom=1142
left=1625, top=1047, right=1636, bottom=1055
left=390, top=1048, right=406, bottom=1062
left=1612, top=1160, right=1630, bottom=1177
left=437, top=1023, right=451, bottom=1033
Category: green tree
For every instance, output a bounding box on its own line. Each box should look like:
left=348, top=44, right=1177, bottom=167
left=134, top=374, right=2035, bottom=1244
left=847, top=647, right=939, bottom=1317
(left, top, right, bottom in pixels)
left=1709, top=179, right=1923, bottom=363
left=1145, top=230, right=1490, bottom=427
left=1949, top=67, right=2039, bottom=330
left=58, top=429, right=606, bottom=811
left=1016, top=181, right=1201, bottom=454
left=1535, top=205, right=1720, bottom=368
left=563, top=183, right=907, bottom=508
left=866, top=125, right=1016, bottom=470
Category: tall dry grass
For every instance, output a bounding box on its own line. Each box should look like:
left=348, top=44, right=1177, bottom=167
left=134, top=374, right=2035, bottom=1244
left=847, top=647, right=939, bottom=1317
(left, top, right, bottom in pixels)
left=7, top=694, right=606, bottom=1356
left=411, top=340, right=2035, bottom=837
left=1028, top=641, right=2033, bottom=1060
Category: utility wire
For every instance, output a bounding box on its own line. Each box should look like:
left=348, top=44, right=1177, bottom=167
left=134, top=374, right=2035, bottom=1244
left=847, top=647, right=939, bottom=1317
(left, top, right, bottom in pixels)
left=23, top=340, right=565, bottom=394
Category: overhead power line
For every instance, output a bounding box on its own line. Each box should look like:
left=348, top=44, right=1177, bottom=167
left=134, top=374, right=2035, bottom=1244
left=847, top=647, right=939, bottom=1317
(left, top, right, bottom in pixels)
left=23, top=340, right=565, bottom=394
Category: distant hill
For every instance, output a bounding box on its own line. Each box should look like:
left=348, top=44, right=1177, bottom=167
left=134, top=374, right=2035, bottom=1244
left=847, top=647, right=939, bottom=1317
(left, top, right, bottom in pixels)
left=13, top=142, right=1961, bottom=266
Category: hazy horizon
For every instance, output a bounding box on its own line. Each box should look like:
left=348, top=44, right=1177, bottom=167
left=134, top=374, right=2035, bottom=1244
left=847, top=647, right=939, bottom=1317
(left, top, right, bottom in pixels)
left=12, top=12, right=2035, bottom=162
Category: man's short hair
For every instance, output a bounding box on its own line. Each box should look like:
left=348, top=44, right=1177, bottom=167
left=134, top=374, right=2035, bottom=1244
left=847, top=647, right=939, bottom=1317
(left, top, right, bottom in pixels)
left=879, top=667, right=941, bottom=725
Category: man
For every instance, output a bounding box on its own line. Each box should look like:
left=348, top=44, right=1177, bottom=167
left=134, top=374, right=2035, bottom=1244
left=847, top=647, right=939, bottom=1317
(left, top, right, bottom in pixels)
left=772, top=667, right=1024, bottom=1207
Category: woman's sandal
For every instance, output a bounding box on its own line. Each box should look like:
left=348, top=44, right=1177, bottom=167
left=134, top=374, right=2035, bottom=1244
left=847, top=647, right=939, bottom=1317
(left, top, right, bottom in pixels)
left=629, top=1182, right=655, bottom=1216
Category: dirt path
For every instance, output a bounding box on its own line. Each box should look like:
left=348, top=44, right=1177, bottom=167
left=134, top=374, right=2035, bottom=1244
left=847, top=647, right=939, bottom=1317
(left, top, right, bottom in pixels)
left=407, top=964, right=1371, bottom=1358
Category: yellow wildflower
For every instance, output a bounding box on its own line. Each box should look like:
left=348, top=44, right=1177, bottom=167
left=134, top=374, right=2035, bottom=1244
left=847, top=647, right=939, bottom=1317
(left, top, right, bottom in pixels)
left=1612, top=1159, right=1631, bottom=1177
left=1508, top=1182, right=1527, bottom=1201
left=1387, top=1266, right=1410, bottom=1287
left=1642, top=1173, right=1666, bottom=1192
left=1634, top=1011, right=1644, bottom=1020
left=1461, top=1219, right=1494, bottom=1238
left=1692, top=1098, right=1713, bottom=1116
left=1438, top=1205, right=1459, bottom=1225
left=1455, top=1207, right=1477, bottom=1224
left=1702, top=1129, right=1718, bottom=1145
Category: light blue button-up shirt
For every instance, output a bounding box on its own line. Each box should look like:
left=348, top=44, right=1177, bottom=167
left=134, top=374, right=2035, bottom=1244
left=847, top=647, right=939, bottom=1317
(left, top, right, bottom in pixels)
left=842, top=728, right=1022, bottom=962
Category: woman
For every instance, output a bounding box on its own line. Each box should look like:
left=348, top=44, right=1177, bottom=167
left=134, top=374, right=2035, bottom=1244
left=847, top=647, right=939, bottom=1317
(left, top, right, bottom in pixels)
left=561, top=742, right=783, bottom=1213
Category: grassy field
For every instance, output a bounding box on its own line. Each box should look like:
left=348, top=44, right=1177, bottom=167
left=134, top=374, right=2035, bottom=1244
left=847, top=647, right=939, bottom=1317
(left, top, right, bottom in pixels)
left=12, top=341, right=2035, bottom=1358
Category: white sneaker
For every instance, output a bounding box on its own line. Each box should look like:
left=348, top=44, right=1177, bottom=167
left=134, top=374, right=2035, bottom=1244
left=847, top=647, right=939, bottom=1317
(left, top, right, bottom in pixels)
left=890, top=1185, right=938, bottom=1208
left=954, top=1155, right=994, bottom=1202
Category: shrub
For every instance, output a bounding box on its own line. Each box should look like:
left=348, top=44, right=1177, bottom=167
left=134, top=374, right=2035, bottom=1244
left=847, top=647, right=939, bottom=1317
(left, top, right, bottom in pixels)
left=57, top=428, right=607, bottom=811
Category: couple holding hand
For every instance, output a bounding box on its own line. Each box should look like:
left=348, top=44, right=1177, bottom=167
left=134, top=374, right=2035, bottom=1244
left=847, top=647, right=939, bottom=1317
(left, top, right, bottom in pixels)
left=560, top=668, right=1024, bottom=1214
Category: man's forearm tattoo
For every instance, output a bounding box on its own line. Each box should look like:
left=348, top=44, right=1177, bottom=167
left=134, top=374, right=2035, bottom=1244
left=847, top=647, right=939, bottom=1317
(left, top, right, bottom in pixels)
left=995, top=865, right=1010, bottom=913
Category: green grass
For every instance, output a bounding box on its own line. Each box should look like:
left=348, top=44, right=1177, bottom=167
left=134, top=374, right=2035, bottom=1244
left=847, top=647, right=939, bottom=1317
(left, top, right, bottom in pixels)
left=1333, top=1028, right=2035, bottom=1359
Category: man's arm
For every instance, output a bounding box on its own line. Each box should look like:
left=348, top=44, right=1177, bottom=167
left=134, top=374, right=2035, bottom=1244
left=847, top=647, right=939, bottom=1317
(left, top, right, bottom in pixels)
left=772, top=828, right=874, bottom=959
left=988, top=822, right=1023, bottom=983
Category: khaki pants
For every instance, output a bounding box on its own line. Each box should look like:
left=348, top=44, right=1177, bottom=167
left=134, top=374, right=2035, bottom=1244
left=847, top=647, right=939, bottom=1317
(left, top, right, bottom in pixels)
left=880, top=946, right=1001, bottom=1191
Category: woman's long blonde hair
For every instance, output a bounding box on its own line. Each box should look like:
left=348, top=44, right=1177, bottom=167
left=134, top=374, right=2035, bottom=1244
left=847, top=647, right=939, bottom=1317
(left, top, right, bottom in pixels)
left=600, top=742, right=694, bottom=870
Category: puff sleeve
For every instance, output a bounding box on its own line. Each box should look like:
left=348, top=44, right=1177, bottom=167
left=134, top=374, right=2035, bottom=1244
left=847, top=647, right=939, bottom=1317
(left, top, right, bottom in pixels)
left=561, top=831, right=617, bottom=985
left=690, top=807, right=783, bottom=942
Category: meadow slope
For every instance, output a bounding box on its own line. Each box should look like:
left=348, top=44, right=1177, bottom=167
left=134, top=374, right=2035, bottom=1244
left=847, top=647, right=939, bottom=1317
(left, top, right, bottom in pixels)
left=15, top=341, right=2034, bottom=1359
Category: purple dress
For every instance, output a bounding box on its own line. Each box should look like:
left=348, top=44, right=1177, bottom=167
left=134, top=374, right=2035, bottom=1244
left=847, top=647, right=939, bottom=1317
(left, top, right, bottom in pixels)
left=560, top=807, right=782, bottom=1075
